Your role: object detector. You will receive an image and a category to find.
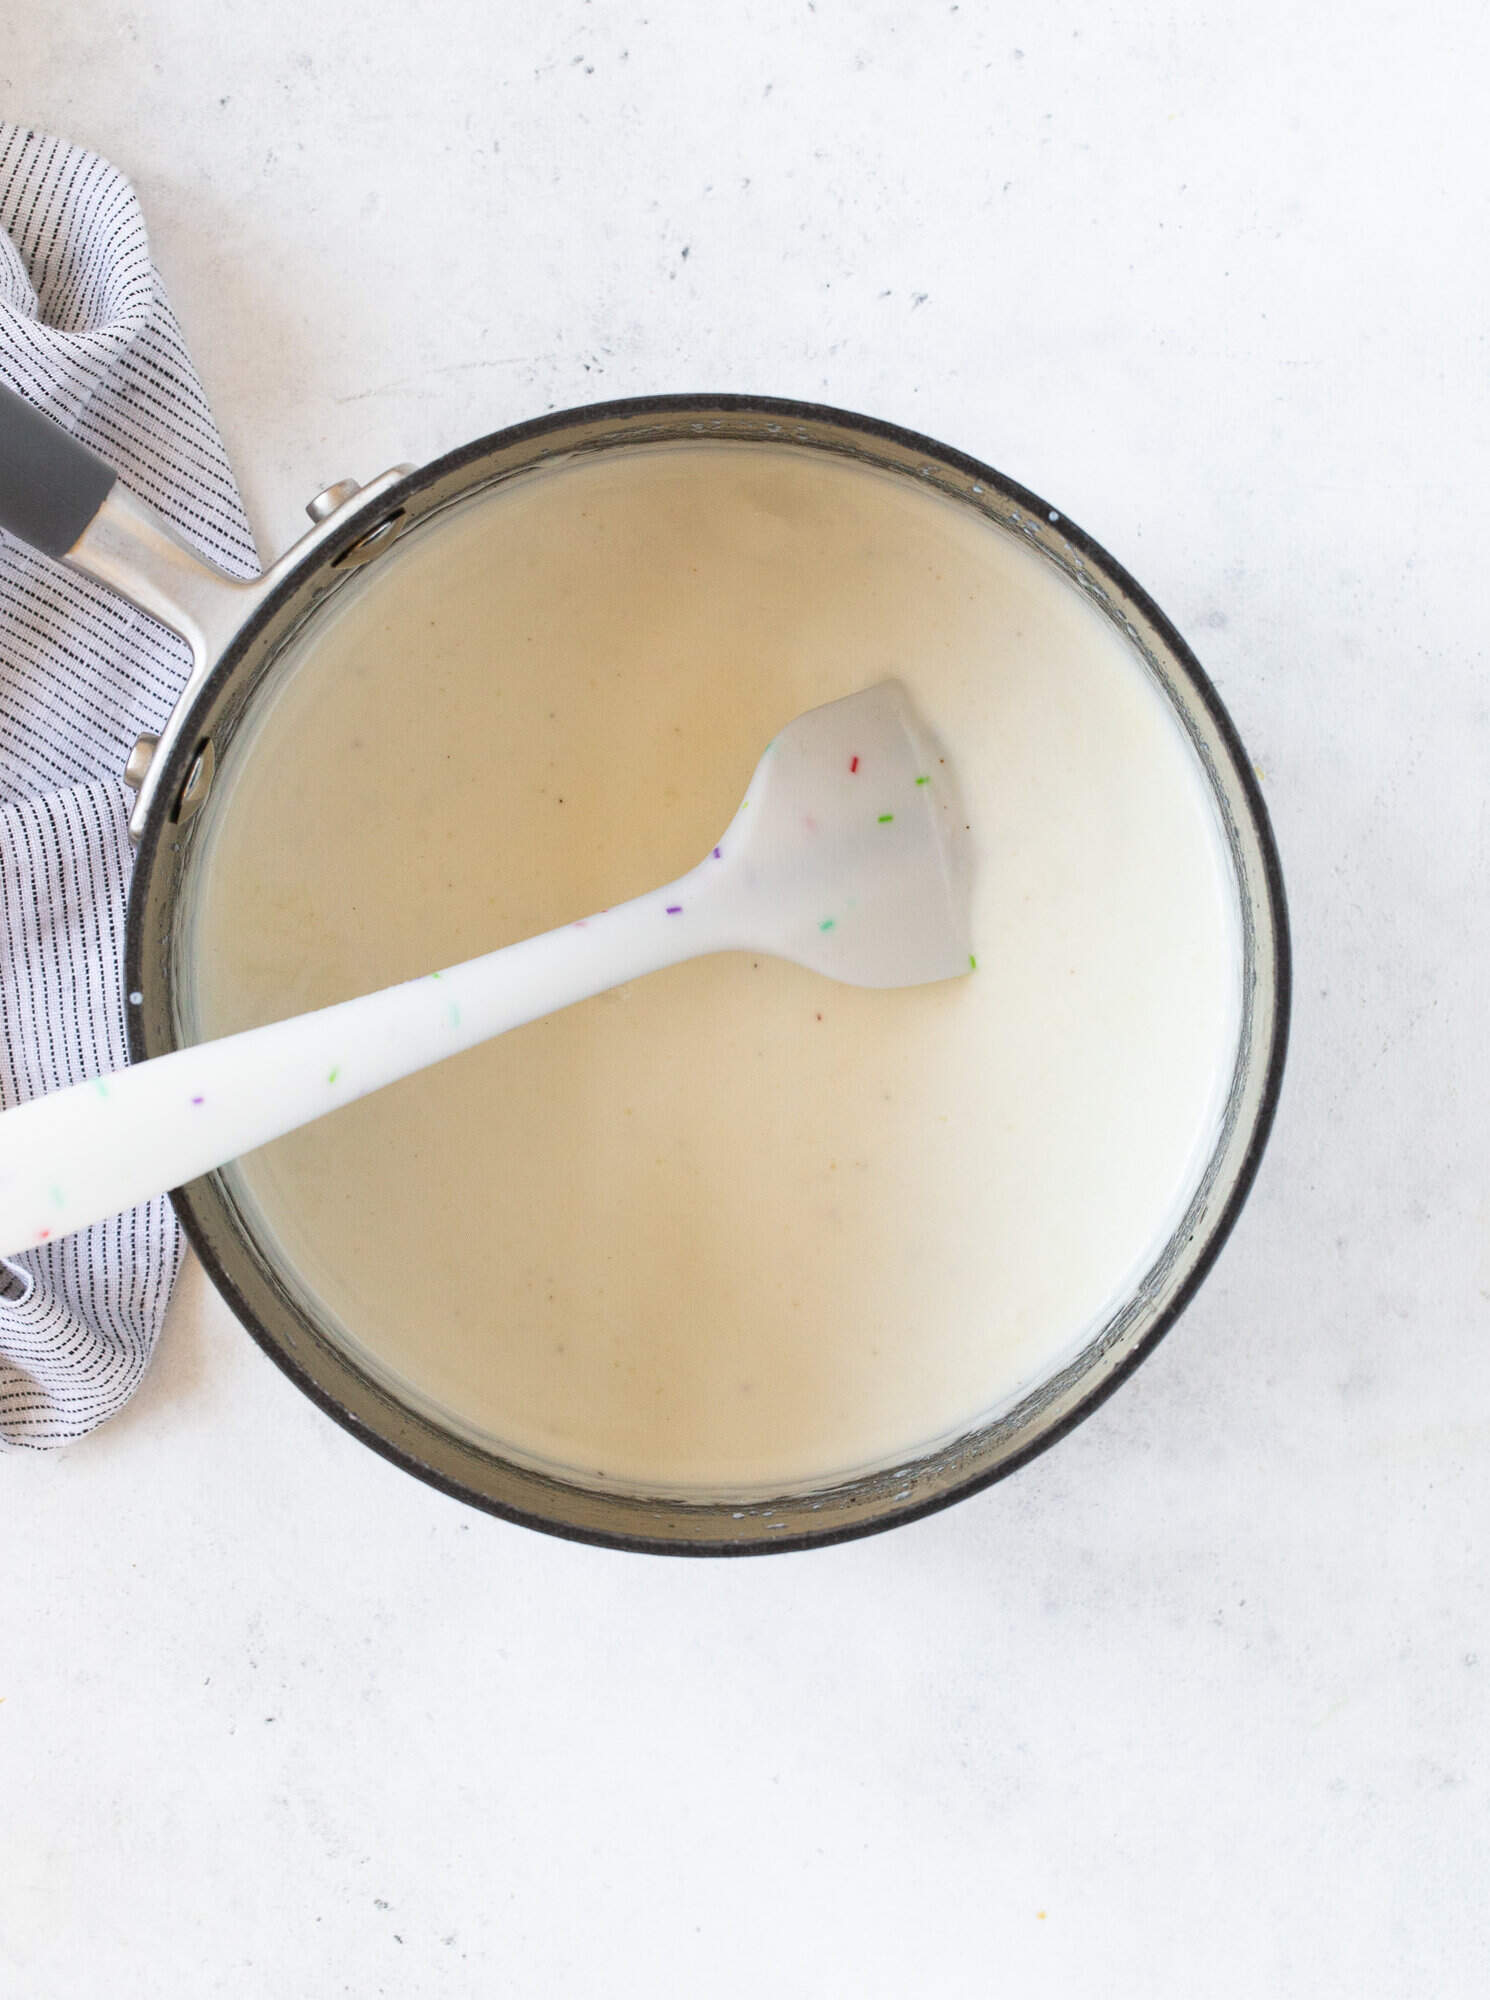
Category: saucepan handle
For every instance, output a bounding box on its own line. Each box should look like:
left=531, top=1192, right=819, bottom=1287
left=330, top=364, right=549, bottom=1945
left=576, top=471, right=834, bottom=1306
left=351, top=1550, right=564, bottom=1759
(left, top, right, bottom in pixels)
left=0, top=380, right=118, bottom=559
left=0, top=379, right=262, bottom=836
left=0, top=379, right=416, bottom=838
left=0, top=377, right=250, bottom=670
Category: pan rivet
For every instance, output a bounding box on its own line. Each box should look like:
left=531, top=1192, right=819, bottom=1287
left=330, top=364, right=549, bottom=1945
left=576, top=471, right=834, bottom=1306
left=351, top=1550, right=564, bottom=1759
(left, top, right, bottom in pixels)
left=306, top=478, right=362, bottom=523
left=174, top=738, right=216, bottom=824
left=124, top=732, right=159, bottom=792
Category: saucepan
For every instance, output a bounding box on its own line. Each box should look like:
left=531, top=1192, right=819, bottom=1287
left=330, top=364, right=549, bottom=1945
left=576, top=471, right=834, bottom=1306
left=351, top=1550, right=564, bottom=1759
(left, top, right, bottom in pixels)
left=0, top=385, right=1289, bottom=1553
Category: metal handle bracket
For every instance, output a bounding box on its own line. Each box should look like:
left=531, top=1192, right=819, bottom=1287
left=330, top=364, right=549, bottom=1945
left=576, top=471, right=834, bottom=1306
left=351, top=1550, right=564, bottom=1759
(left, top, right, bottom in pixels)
left=66, top=469, right=414, bottom=841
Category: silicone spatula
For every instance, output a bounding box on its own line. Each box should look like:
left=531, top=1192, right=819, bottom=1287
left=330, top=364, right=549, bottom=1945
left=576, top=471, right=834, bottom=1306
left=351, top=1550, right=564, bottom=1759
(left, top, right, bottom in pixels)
left=0, top=679, right=974, bottom=1255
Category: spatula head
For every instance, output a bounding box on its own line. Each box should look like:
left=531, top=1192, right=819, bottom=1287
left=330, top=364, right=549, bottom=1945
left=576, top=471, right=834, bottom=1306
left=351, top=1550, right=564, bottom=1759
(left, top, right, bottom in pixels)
left=715, top=680, right=975, bottom=988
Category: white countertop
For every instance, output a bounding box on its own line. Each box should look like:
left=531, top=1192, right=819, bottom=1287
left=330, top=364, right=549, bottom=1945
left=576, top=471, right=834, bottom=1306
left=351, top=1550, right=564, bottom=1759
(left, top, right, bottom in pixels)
left=7, top=4, right=1488, bottom=1994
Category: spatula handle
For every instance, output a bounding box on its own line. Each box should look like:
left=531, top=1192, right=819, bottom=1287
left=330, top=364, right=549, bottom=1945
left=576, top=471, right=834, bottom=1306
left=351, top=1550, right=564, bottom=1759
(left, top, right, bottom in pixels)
left=0, top=874, right=724, bottom=1257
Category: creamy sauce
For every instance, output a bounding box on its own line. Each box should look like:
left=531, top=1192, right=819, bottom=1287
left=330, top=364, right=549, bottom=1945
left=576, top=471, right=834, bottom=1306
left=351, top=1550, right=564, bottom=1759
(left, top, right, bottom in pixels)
left=187, top=443, right=1242, bottom=1495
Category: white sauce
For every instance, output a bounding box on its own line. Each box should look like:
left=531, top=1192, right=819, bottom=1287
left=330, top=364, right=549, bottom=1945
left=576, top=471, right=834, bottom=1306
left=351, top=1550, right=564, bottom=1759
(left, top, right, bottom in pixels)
left=188, top=443, right=1242, bottom=1495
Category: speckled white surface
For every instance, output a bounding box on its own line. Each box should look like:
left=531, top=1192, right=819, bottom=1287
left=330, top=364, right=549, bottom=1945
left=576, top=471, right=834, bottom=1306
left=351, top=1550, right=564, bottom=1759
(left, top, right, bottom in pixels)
left=5, top=4, right=1488, bottom=1994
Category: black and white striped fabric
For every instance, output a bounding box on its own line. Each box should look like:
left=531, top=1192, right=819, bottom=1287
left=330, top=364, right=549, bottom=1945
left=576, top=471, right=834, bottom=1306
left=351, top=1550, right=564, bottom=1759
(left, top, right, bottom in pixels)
left=0, top=124, right=257, bottom=1447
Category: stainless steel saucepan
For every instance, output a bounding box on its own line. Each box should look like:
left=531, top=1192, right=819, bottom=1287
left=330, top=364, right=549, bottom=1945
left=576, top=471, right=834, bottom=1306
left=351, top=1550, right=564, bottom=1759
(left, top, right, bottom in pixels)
left=0, top=384, right=1290, bottom=1554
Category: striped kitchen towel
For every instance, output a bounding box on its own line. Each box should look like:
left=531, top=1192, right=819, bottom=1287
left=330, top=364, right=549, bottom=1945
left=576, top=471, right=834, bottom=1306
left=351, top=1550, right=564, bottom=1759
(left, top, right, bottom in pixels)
left=0, top=123, right=258, bottom=1446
